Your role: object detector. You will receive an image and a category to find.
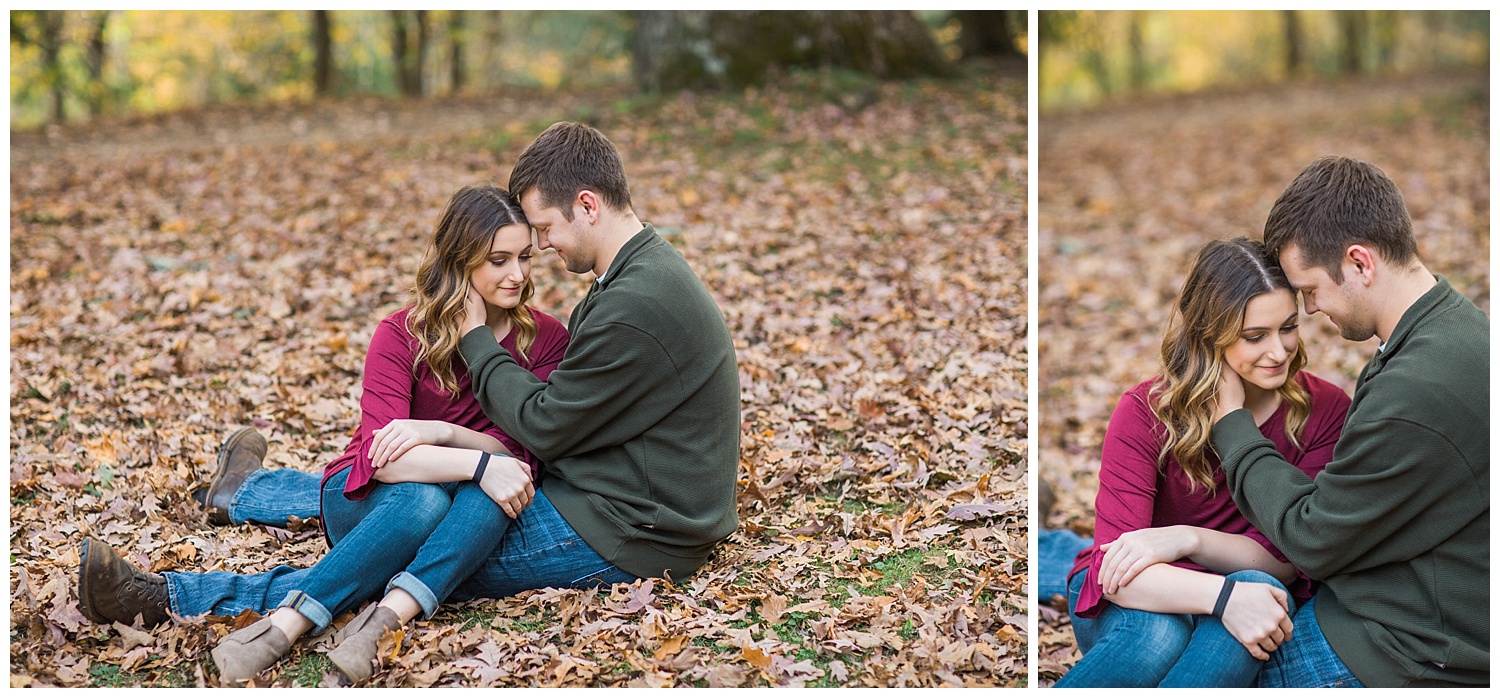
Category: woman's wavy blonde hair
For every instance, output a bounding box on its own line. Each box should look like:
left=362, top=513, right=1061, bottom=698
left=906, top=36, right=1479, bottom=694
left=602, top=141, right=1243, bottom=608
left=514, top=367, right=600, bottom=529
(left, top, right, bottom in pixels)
left=406, top=184, right=537, bottom=396
left=1149, top=237, right=1310, bottom=492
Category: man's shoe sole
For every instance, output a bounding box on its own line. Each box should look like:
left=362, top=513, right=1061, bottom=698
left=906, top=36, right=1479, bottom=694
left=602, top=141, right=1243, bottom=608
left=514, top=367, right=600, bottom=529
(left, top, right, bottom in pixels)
left=76, top=537, right=109, bottom=625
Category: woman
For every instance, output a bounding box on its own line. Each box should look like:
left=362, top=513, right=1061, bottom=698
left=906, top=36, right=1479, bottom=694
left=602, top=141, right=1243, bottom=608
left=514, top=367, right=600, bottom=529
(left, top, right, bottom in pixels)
left=86, top=185, right=564, bottom=685
left=1054, top=238, right=1351, bottom=688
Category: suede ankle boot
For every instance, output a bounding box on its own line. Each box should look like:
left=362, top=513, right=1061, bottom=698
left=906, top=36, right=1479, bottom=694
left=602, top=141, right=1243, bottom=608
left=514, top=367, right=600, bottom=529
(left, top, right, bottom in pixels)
left=327, top=604, right=403, bottom=683
left=211, top=616, right=292, bottom=686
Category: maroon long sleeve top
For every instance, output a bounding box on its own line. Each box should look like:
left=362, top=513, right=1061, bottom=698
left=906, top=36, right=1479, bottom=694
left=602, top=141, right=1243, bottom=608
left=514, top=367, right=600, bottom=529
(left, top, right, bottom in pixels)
left=320, top=305, right=569, bottom=500
left=1069, top=371, right=1350, bottom=618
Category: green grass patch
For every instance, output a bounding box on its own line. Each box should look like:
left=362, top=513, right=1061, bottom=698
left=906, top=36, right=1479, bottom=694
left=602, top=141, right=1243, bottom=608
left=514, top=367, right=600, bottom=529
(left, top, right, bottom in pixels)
left=447, top=606, right=498, bottom=633
left=87, top=657, right=195, bottom=688
left=289, top=651, right=334, bottom=687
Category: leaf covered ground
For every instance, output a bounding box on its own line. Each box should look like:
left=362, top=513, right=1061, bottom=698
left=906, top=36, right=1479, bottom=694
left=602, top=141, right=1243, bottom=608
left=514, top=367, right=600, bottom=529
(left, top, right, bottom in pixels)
left=9, top=68, right=1028, bottom=687
left=1036, top=69, right=1490, bottom=685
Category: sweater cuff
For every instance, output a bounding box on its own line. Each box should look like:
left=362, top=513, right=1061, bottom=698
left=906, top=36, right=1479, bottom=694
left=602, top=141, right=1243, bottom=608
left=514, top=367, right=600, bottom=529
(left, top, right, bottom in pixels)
left=1209, top=409, right=1264, bottom=472
left=458, top=326, right=507, bottom=366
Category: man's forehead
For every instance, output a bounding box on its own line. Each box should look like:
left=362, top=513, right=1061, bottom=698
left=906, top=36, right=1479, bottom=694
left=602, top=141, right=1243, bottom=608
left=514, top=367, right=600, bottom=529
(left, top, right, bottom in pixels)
left=518, top=190, right=561, bottom=219
left=1277, top=245, right=1312, bottom=274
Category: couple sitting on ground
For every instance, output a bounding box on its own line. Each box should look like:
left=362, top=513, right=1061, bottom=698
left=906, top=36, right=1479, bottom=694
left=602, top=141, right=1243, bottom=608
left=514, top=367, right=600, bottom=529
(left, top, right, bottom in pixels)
left=1044, top=156, right=1488, bottom=688
left=75, top=122, right=742, bottom=685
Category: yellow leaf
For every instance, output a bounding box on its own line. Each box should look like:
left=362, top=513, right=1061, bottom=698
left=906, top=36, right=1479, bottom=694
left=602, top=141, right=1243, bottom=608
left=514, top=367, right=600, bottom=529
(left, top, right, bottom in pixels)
left=741, top=646, right=771, bottom=669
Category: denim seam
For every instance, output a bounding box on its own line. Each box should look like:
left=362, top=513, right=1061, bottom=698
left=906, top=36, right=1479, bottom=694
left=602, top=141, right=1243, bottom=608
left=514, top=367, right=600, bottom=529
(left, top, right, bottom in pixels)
left=162, top=571, right=184, bottom=616
left=568, top=564, right=623, bottom=587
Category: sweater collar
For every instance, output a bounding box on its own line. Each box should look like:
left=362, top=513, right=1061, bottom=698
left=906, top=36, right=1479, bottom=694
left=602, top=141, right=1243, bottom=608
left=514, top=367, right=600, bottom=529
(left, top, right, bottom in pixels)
left=595, top=223, right=657, bottom=290
left=1369, top=274, right=1454, bottom=365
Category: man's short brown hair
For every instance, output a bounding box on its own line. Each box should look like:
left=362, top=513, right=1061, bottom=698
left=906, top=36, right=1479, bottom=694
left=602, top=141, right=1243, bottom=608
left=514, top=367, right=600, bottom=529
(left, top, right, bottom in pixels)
left=1263, top=156, right=1419, bottom=282
left=508, top=121, right=633, bottom=221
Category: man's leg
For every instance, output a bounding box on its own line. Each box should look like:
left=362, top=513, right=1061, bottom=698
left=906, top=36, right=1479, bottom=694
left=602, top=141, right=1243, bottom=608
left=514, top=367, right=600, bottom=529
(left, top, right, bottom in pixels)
left=1160, top=569, right=1294, bottom=687
left=162, top=470, right=356, bottom=620
left=196, top=427, right=322, bottom=527
left=226, top=468, right=324, bottom=526
left=448, top=489, right=639, bottom=601
left=1053, top=569, right=1194, bottom=687
left=1255, top=592, right=1365, bottom=688
left=1037, top=527, right=1091, bottom=603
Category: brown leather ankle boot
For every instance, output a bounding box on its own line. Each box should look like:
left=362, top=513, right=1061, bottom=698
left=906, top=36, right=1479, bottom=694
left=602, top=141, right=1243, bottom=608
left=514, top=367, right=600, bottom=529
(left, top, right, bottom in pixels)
left=76, top=536, right=171, bottom=627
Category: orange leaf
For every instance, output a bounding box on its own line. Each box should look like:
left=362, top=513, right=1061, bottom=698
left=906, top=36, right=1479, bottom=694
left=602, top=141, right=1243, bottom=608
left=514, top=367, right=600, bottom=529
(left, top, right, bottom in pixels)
left=741, top=646, right=771, bottom=669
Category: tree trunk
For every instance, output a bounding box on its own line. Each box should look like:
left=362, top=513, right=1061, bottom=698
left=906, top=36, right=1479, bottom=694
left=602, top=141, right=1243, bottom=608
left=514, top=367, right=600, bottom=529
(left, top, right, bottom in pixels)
left=955, top=10, right=1021, bottom=58
left=633, top=10, right=950, bottom=93
left=391, top=10, right=409, bottom=95
left=391, top=10, right=426, bottom=96
left=38, top=11, right=66, bottom=123
left=84, top=10, right=111, bottom=116
left=413, top=10, right=429, bottom=96
left=1126, top=11, right=1147, bottom=92
left=1339, top=11, right=1366, bottom=75
left=1283, top=10, right=1303, bottom=78
left=313, top=10, right=333, bottom=97
left=448, top=11, right=466, bottom=93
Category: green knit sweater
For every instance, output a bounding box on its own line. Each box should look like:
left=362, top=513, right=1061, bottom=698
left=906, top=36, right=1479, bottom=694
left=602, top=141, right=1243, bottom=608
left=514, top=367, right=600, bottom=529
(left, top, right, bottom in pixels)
left=459, top=225, right=741, bottom=580
left=1211, top=276, right=1489, bottom=687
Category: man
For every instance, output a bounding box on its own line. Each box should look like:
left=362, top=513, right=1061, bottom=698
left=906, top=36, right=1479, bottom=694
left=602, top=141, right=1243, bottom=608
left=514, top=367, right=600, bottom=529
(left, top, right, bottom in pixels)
left=77, top=122, right=741, bottom=640
left=1211, top=156, right=1488, bottom=687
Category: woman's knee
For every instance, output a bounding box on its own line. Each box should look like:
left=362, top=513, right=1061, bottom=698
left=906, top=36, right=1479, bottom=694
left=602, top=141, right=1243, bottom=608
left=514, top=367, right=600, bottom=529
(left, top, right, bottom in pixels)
left=376, top=481, right=453, bottom=528
left=1080, top=606, right=1195, bottom=682
left=1226, top=568, right=1287, bottom=592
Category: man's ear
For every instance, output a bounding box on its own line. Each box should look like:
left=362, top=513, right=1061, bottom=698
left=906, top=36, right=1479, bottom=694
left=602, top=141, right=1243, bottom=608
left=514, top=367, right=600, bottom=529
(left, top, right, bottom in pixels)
left=1344, top=244, right=1377, bottom=286
left=575, top=190, right=602, bottom=224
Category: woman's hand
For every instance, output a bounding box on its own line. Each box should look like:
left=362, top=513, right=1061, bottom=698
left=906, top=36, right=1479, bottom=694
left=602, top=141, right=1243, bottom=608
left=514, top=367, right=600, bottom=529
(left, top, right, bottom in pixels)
left=1219, top=581, right=1294, bottom=661
left=478, top=456, right=534, bottom=519
left=368, top=420, right=454, bottom=471
left=1098, top=526, right=1198, bottom=595
left=1213, top=369, right=1247, bottom=423
left=461, top=284, right=487, bottom=335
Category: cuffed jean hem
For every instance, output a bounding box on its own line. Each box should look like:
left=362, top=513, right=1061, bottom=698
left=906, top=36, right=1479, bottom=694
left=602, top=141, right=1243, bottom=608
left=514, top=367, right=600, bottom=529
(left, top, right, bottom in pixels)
left=279, top=590, right=335, bottom=634
left=162, top=571, right=186, bottom=617
left=386, top=571, right=440, bottom=620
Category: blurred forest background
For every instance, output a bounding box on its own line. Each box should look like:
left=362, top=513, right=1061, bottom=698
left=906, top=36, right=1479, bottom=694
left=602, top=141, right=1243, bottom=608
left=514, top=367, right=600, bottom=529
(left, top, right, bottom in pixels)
left=10, top=9, right=1025, bottom=129
left=1040, top=10, right=1488, bottom=111
left=11, top=10, right=1028, bottom=689
left=1036, top=9, right=1488, bottom=685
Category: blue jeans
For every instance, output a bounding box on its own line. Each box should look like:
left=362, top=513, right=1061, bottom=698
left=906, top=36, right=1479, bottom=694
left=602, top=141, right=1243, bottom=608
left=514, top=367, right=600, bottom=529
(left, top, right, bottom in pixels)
left=1037, top=528, right=1092, bottom=602
left=228, top=468, right=516, bottom=609
left=1056, top=568, right=1293, bottom=687
left=226, top=468, right=323, bottom=525
left=164, top=473, right=636, bottom=630
left=167, top=469, right=506, bottom=632
left=1255, top=592, right=1364, bottom=688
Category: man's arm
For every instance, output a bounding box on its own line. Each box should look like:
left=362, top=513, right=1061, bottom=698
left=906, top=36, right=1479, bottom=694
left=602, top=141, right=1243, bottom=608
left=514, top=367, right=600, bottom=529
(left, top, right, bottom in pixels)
left=458, top=319, right=684, bottom=464
left=1211, top=410, right=1481, bottom=580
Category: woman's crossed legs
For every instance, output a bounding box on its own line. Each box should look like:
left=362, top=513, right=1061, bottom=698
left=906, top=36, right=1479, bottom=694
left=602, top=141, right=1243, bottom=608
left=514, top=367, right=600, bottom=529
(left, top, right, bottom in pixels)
left=1057, top=568, right=1293, bottom=688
